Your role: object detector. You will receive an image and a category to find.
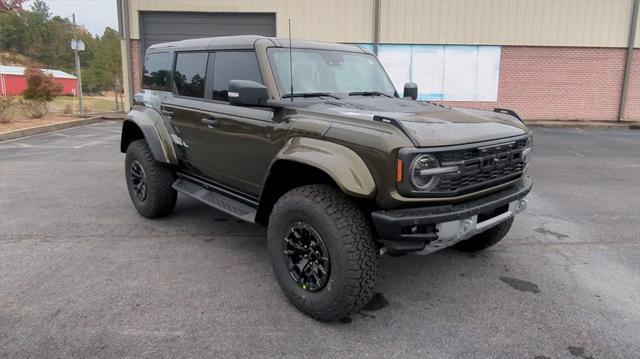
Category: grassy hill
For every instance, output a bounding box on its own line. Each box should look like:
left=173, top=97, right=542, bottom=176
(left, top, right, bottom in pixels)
left=0, top=51, right=42, bottom=68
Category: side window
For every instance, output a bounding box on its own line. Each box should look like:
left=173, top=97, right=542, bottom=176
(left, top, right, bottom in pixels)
left=173, top=52, right=208, bottom=98
left=212, top=52, right=262, bottom=102
left=142, top=52, right=170, bottom=90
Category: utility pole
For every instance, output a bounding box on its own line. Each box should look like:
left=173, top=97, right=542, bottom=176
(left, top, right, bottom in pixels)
left=618, top=0, right=639, bottom=121
left=72, top=13, right=84, bottom=114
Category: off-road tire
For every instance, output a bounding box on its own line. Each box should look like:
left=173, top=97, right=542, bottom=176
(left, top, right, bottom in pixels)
left=125, top=139, right=177, bottom=218
left=453, top=217, right=514, bottom=252
left=267, top=184, right=379, bottom=321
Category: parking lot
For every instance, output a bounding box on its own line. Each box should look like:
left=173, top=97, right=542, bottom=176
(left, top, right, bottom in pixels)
left=1, top=121, right=639, bottom=358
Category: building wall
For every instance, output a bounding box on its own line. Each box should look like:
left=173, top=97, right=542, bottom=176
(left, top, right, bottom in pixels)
left=1, top=74, right=78, bottom=96
left=380, top=0, right=639, bottom=48
left=126, top=40, right=639, bottom=120
left=130, top=40, right=142, bottom=95
left=125, top=0, right=374, bottom=43
left=124, top=0, right=640, bottom=48
left=437, top=48, right=640, bottom=121
left=120, top=0, right=640, bottom=120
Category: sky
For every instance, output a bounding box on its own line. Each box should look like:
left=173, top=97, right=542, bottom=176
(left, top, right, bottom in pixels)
left=26, top=0, right=119, bottom=35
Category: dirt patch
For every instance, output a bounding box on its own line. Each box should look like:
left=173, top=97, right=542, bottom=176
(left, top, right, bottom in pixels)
left=0, top=115, right=80, bottom=133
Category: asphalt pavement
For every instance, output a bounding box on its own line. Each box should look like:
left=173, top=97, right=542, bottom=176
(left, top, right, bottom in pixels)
left=1, top=122, right=638, bottom=358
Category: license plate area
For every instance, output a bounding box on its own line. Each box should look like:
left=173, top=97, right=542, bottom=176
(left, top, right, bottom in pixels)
left=477, top=204, right=509, bottom=223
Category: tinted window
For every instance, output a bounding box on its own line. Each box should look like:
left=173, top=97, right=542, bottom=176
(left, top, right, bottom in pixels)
left=268, top=48, right=396, bottom=97
left=173, top=52, right=208, bottom=98
left=212, top=52, right=262, bottom=101
left=142, top=52, right=170, bottom=90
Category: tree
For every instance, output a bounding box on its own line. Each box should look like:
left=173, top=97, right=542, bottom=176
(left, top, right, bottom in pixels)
left=0, top=0, right=25, bottom=12
left=0, top=4, right=122, bottom=101
left=22, top=67, right=63, bottom=114
left=29, top=0, right=49, bottom=19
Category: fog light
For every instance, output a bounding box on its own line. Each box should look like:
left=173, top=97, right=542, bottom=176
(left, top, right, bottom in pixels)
left=519, top=199, right=528, bottom=211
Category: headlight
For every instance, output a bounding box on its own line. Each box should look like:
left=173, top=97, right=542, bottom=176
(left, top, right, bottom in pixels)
left=410, top=154, right=440, bottom=190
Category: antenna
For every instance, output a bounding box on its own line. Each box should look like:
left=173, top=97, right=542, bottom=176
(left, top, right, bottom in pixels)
left=288, top=18, right=294, bottom=101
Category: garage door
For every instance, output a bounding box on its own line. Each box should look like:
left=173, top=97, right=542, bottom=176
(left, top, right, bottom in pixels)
left=140, top=12, right=276, bottom=50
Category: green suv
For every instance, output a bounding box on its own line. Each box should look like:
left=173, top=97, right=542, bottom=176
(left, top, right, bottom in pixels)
left=121, top=35, right=532, bottom=321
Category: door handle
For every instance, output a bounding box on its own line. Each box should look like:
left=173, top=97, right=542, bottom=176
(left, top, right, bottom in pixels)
left=201, top=117, right=218, bottom=128
left=161, top=109, right=174, bottom=117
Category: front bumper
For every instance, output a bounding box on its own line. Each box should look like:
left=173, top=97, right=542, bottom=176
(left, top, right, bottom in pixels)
left=371, top=177, right=532, bottom=254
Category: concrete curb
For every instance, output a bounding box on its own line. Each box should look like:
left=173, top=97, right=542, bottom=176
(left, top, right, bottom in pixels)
left=525, top=120, right=640, bottom=130
left=0, top=116, right=122, bottom=142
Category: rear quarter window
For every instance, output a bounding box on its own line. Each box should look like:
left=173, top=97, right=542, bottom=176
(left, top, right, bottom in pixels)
left=142, top=52, right=171, bottom=91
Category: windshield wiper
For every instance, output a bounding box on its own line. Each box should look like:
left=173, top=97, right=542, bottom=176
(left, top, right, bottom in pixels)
left=282, top=92, right=340, bottom=99
left=348, top=91, right=393, bottom=98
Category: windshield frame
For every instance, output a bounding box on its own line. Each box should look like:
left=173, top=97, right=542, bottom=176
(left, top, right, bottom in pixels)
left=266, top=47, right=398, bottom=99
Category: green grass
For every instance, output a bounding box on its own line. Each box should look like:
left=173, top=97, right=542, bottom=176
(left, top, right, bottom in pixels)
left=48, top=96, right=120, bottom=113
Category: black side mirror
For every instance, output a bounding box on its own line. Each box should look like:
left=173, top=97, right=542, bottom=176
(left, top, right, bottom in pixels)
left=228, top=80, right=269, bottom=106
left=403, top=82, right=418, bottom=100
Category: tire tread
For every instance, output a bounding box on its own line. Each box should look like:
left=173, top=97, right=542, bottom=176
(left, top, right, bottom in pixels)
left=268, top=184, right=379, bottom=321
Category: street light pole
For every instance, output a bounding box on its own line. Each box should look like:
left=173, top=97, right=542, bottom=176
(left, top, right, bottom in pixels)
left=72, top=13, right=84, bottom=114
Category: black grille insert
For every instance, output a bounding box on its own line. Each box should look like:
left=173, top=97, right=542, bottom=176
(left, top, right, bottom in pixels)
left=432, top=138, right=528, bottom=196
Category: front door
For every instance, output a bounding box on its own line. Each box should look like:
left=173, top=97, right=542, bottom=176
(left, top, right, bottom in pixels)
left=196, top=51, right=281, bottom=196
left=198, top=102, right=278, bottom=196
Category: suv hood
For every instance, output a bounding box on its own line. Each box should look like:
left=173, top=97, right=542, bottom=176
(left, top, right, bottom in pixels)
left=290, top=97, right=528, bottom=147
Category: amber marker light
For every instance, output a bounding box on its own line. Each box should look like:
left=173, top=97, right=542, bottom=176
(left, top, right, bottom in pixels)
left=396, top=159, right=403, bottom=182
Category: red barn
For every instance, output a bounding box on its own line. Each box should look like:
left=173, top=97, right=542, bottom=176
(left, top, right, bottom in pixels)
left=0, top=65, right=78, bottom=96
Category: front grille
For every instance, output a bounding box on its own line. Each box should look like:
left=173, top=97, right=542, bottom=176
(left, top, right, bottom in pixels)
left=433, top=138, right=528, bottom=196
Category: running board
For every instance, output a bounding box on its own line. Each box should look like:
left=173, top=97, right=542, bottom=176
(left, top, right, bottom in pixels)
left=172, top=176, right=257, bottom=223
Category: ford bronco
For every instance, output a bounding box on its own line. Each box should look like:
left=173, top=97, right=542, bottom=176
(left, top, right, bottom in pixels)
left=121, top=35, right=532, bottom=321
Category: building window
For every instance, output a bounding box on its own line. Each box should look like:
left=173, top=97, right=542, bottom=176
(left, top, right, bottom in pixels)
left=374, top=45, right=501, bottom=101
left=142, top=52, right=171, bottom=91
left=173, top=52, right=208, bottom=98
left=211, top=52, right=262, bottom=102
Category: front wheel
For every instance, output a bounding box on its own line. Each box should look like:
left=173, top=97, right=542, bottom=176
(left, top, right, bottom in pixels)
left=125, top=139, right=177, bottom=218
left=267, top=185, right=379, bottom=321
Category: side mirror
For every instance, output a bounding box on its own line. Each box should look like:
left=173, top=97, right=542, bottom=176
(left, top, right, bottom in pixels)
left=133, top=92, right=145, bottom=106
left=228, top=80, right=269, bottom=106
left=403, top=82, right=418, bottom=100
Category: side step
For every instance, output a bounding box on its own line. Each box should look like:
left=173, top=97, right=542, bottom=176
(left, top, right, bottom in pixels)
left=172, top=175, right=257, bottom=223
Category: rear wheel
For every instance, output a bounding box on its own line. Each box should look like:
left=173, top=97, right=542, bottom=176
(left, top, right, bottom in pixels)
left=453, top=217, right=514, bottom=252
left=267, top=185, right=379, bottom=321
left=125, top=139, right=177, bottom=218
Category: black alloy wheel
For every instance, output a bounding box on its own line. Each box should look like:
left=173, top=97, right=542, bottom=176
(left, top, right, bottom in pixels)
left=283, top=222, right=330, bottom=292
left=129, top=159, right=147, bottom=201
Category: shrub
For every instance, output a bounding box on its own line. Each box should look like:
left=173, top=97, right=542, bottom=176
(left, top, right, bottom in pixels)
left=20, top=99, right=45, bottom=119
left=22, top=67, right=63, bottom=113
left=0, top=96, right=17, bottom=123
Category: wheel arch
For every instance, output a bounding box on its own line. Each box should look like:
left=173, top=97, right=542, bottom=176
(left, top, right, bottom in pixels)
left=255, top=137, right=376, bottom=224
left=120, top=107, right=178, bottom=165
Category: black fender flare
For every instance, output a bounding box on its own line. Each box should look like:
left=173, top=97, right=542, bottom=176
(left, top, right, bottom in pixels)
left=120, top=106, right=178, bottom=165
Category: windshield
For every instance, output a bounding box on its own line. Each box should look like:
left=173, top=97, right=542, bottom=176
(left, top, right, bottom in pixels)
left=267, top=48, right=397, bottom=98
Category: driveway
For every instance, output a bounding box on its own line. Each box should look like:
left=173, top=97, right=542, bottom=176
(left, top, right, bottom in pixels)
left=1, top=122, right=638, bottom=358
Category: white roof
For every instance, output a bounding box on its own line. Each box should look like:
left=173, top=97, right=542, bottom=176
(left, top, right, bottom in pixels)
left=0, top=65, right=77, bottom=79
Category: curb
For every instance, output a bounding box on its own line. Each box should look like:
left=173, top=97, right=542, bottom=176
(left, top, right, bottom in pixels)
left=524, top=121, right=640, bottom=130
left=0, top=116, right=121, bottom=142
